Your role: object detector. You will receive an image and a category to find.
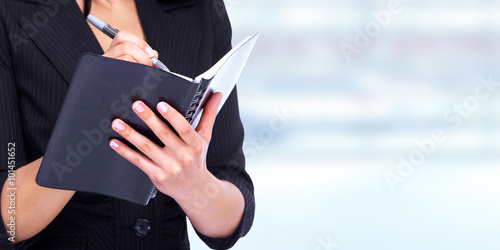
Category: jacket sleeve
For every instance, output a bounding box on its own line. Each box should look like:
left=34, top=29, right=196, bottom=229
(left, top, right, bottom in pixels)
left=194, top=0, right=255, bottom=249
left=0, top=6, right=29, bottom=249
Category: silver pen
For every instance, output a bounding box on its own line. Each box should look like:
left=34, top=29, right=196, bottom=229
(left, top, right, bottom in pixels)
left=87, top=14, right=170, bottom=72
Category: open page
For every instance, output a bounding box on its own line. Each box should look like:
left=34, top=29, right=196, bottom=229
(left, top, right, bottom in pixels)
left=190, top=33, right=259, bottom=127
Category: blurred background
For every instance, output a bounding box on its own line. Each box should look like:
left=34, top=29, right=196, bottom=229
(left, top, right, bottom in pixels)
left=189, top=0, right=500, bottom=249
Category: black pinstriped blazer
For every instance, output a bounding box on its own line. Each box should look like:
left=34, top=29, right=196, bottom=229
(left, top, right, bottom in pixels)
left=0, top=0, right=254, bottom=249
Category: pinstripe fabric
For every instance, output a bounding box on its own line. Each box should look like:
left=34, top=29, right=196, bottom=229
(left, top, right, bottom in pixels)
left=0, top=0, right=254, bottom=249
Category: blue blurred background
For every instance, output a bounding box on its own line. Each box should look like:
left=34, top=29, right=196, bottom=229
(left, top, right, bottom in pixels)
left=189, top=0, right=500, bottom=249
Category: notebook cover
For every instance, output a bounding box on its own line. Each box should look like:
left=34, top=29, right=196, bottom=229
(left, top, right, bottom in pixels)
left=36, top=54, right=199, bottom=205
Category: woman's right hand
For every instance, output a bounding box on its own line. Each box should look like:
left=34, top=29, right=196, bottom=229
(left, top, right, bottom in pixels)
left=102, top=31, right=159, bottom=66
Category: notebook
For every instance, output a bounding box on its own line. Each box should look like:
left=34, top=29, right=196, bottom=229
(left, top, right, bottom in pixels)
left=36, top=34, right=258, bottom=205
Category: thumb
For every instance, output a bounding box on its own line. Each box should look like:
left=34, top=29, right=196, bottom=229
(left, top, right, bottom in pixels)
left=196, top=92, right=223, bottom=141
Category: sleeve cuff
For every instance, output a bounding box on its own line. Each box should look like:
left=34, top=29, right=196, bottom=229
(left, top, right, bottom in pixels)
left=195, top=172, right=255, bottom=249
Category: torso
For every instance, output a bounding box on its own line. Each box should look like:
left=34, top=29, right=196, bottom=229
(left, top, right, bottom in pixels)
left=0, top=1, right=244, bottom=247
left=75, top=0, right=147, bottom=52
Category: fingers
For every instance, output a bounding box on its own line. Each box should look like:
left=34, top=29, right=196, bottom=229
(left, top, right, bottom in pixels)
left=110, top=31, right=154, bottom=57
left=109, top=139, right=160, bottom=180
left=110, top=118, right=166, bottom=164
left=157, top=101, right=201, bottom=146
left=103, top=31, right=157, bottom=66
left=196, top=92, right=222, bottom=142
left=111, top=95, right=221, bottom=160
left=131, top=101, right=183, bottom=147
left=104, top=42, right=152, bottom=65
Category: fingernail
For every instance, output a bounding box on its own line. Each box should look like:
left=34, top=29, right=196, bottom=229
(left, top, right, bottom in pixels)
left=132, top=102, right=145, bottom=113
left=157, top=102, right=168, bottom=113
left=109, top=140, right=120, bottom=149
left=112, top=120, right=125, bottom=131
left=145, top=46, right=155, bottom=58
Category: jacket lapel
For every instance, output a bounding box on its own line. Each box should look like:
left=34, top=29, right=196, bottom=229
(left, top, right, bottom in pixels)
left=18, top=0, right=102, bottom=84
left=156, top=0, right=197, bottom=12
left=18, top=0, right=201, bottom=83
left=136, top=0, right=201, bottom=78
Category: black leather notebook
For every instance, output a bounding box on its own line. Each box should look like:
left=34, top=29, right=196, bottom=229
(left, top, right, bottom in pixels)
left=36, top=34, right=258, bottom=205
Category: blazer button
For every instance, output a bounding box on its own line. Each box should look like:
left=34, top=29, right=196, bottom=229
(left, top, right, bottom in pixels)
left=134, top=219, right=151, bottom=237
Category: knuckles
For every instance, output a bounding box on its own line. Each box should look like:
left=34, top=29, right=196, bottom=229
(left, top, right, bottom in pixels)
left=158, top=129, right=170, bottom=140
left=153, top=173, right=168, bottom=183
left=119, top=41, right=134, bottom=54
left=114, top=31, right=129, bottom=41
left=175, top=124, right=191, bottom=137
left=119, top=54, right=135, bottom=63
left=178, top=153, right=194, bottom=166
left=191, top=141, right=204, bottom=155
left=131, top=155, right=141, bottom=166
left=140, top=142, right=153, bottom=153
left=168, top=165, right=183, bottom=180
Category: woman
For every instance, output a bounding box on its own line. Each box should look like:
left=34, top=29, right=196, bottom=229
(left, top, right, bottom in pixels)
left=0, top=0, right=254, bottom=249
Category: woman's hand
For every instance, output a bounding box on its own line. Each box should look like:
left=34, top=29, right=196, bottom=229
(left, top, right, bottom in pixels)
left=109, top=93, right=245, bottom=238
left=108, top=93, right=222, bottom=202
left=102, top=31, right=158, bottom=66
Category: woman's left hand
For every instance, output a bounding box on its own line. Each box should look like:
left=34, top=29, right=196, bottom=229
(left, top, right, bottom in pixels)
left=108, top=93, right=222, bottom=203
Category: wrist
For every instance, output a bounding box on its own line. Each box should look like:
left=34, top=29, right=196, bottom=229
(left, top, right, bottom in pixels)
left=173, top=166, right=220, bottom=211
